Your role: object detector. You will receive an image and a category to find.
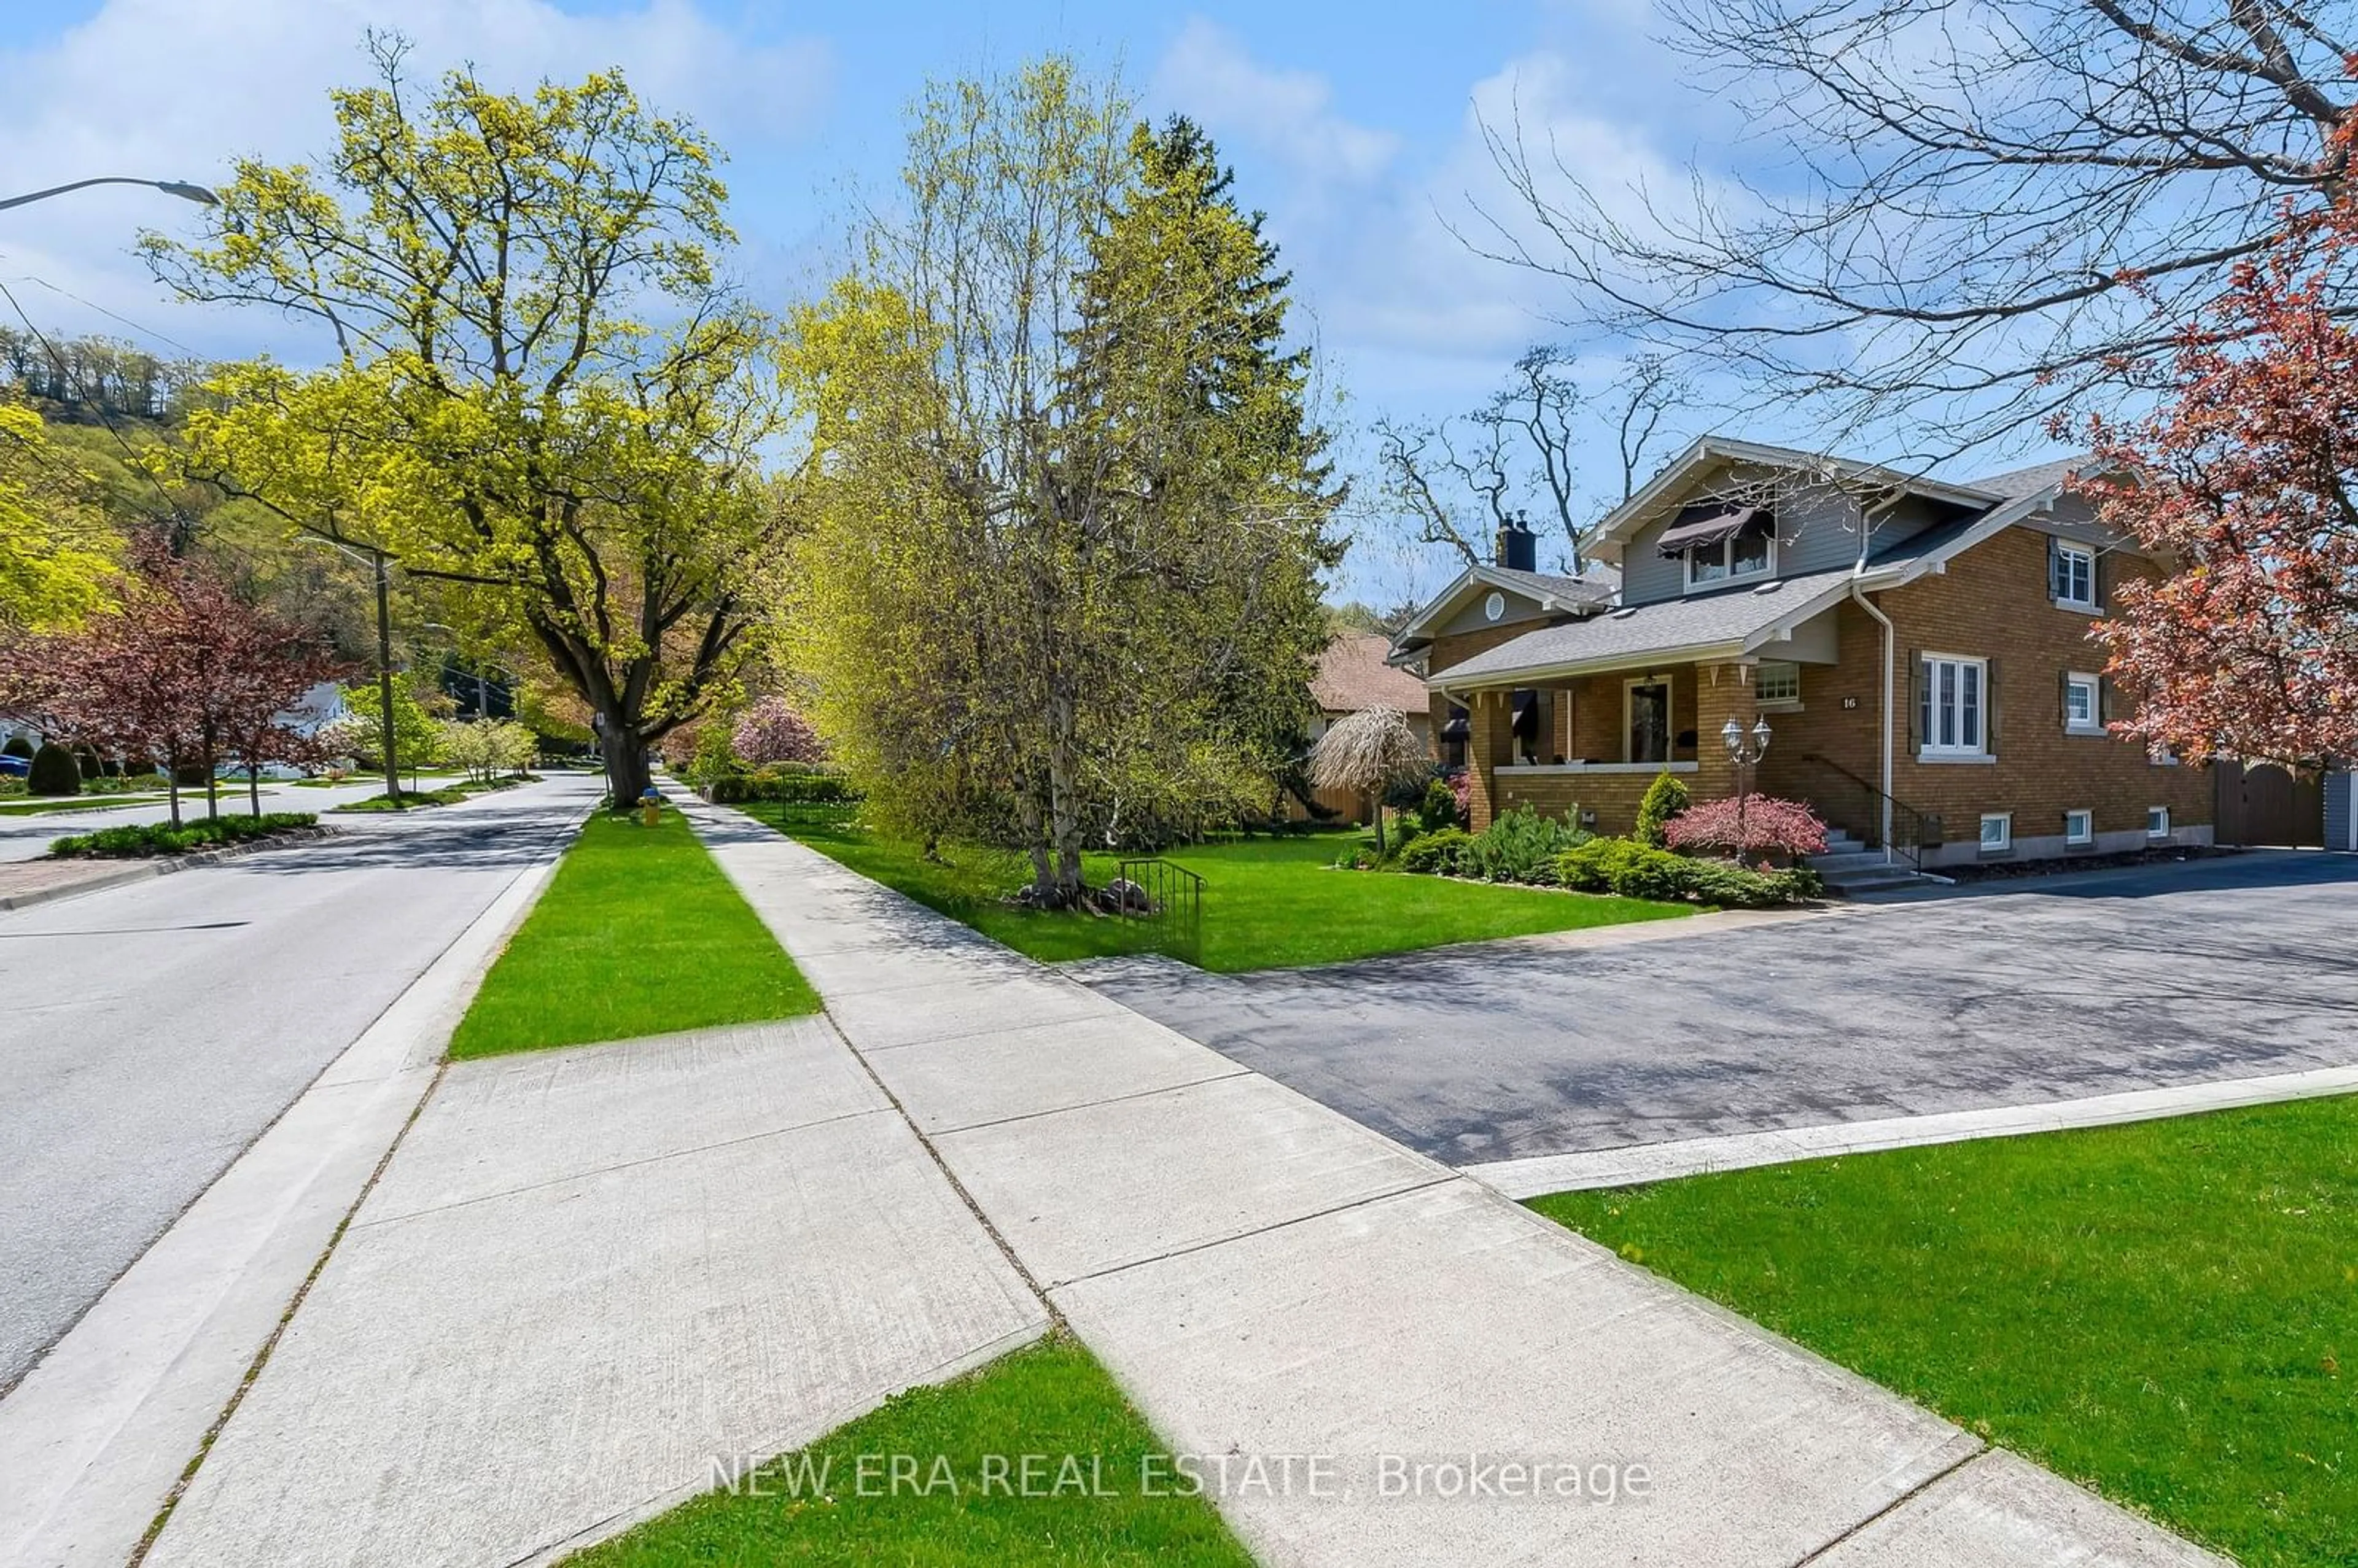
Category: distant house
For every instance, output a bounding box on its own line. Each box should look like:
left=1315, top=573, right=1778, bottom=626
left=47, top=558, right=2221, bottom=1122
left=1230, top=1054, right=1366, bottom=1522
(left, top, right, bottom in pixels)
left=1302, top=632, right=1437, bottom=823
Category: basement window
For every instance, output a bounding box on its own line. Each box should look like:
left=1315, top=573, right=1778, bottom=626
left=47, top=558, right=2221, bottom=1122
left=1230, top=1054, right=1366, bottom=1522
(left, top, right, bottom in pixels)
left=2147, top=806, right=2171, bottom=840
left=1979, top=813, right=2012, bottom=853
left=2064, top=809, right=2093, bottom=848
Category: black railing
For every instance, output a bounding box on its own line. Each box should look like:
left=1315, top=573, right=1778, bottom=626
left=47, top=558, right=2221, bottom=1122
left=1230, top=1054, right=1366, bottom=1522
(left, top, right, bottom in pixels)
left=1798, top=753, right=1939, bottom=869
left=1113, top=857, right=1204, bottom=963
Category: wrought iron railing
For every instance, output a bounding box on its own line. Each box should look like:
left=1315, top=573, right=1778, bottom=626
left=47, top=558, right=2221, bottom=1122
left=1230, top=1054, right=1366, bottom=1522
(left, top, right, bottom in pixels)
left=1798, top=753, right=1939, bottom=869
left=1113, top=857, right=1204, bottom=963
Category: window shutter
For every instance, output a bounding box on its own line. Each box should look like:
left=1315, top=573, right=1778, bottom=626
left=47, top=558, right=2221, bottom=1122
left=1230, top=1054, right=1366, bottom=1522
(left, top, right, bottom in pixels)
left=2046, top=536, right=2061, bottom=601
left=1908, top=651, right=1924, bottom=753
left=2058, top=668, right=2071, bottom=727
left=1984, top=657, right=2001, bottom=755
left=2099, top=675, right=2119, bottom=727
left=2091, top=548, right=2106, bottom=613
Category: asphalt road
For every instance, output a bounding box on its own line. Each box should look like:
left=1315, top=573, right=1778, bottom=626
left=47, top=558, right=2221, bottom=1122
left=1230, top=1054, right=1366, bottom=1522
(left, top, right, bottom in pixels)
left=1081, top=851, right=2358, bottom=1168
left=0, top=774, right=596, bottom=1393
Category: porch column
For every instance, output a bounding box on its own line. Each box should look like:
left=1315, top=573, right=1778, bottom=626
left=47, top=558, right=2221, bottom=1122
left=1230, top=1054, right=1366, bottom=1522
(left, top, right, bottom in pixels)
left=1466, top=689, right=1512, bottom=830
left=1692, top=661, right=1759, bottom=805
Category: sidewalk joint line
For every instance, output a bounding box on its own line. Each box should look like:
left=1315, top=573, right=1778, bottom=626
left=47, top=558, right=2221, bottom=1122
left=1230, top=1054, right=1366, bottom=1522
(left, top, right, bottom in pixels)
left=926, top=1068, right=1255, bottom=1138
left=820, top=1011, right=1069, bottom=1330
left=1788, top=1441, right=1988, bottom=1566
left=348, top=1103, right=897, bottom=1232
left=1045, top=1173, right=1462, bottom=1293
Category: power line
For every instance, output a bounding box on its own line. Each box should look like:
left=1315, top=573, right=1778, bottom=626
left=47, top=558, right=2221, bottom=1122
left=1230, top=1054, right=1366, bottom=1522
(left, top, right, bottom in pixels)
left=0, top=276, right=186, bottom=524
left=6, top=273, right=208, bottom=361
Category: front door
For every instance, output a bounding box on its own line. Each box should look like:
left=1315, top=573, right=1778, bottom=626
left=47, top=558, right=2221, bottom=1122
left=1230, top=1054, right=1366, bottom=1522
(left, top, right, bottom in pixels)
left=1627, top=679, right=1670, bottom=764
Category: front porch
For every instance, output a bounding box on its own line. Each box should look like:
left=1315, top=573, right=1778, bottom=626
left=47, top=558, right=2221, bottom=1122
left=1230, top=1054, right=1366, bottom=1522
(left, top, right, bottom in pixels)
left=1456, top=659, right=1766, bottom=835
left=1451, top=656, right=1899, bottom=852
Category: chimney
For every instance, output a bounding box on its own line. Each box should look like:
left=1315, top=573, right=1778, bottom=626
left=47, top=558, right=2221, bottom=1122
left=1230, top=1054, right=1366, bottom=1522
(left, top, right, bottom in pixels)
left=1495, top=510, right=1536, bottom=573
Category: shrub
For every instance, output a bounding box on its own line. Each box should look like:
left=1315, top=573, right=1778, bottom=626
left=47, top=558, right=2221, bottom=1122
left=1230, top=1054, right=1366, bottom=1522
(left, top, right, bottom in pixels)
left=708, top=767, right=863, bottom=805
left=1685, top=860, right=1824, bottom=907
left=1460, top=805, right=1589, bottom=885
left=1663, top=796, right=1829, bottom=859
left=2, top=734, right=32, bottom=759
left=1554, top=837, right=1697, bottom=901
left=1633, top=771, right=1691, bottom=848
left=50, top=811, right=317, bottom=858
left=1417, top=777, right=1462, bottom=834
left=28, top=743, right=81, bottom=796
left=1398, top=826, right=1471, bottom=874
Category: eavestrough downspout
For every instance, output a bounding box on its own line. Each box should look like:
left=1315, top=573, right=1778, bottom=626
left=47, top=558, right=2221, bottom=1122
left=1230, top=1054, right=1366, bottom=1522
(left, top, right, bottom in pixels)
left=1851, top=494, right=1904, bottom=863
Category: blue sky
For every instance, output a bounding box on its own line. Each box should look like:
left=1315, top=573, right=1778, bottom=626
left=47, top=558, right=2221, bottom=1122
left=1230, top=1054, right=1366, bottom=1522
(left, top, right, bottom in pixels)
left=0, top=0, right=1770, bottom=600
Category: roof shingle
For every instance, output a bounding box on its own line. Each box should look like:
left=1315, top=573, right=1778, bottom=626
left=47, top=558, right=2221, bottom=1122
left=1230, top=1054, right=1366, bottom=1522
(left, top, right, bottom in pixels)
left=1312, top=632, right=1431, bottom=714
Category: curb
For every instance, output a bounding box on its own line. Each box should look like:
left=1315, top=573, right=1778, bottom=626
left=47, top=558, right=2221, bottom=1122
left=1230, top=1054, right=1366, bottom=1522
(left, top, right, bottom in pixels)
left=0, top=828, right=333, bottom=914
left=0, top=817, right=578, bottom=1568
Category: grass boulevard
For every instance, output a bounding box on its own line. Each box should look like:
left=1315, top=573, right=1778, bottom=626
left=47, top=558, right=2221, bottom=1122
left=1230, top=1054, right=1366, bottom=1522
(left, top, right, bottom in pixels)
left=1535, top=1098, right=2358, bottom=1568
left=737, top=802, right=1692, bottom=972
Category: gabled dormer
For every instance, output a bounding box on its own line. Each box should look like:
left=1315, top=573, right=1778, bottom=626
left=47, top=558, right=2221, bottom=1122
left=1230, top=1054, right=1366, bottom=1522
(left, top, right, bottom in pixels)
left=1586, top=438, right=1999, bottom=608
left=1386, top=519, right=1616, bottom=678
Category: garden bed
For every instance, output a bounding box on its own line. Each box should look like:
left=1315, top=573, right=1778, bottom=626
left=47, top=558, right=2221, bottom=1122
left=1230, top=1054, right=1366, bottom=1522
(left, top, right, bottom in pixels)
left=48, top=811, right=322, bottom=859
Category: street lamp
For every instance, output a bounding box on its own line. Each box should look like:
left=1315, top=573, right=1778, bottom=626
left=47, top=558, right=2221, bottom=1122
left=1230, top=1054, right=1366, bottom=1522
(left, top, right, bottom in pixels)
left=0, top=177, right=219, bottom=212
left=300, top=535, right=400, bottom=802
left=1722, top=715, right=1772, bottom=850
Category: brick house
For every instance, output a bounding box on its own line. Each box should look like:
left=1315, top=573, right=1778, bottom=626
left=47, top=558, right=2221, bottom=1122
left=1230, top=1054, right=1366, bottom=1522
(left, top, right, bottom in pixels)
left=1388, top=439, right=2214, bottom=881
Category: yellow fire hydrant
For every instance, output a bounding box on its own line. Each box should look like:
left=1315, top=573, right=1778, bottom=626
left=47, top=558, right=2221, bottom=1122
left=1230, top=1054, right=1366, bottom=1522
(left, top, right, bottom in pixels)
left=640, top=786, right=661, bottom=827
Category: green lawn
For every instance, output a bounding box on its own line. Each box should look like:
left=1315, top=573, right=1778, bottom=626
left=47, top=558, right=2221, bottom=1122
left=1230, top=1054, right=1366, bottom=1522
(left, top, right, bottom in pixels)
left=1531, top=1097, right=2358, bottom=1568
left=569, top=1335, right=1253, bottom=1567
left=0, top=793, right=168, bottom=816
left=737, top=805, right=1689, bottom=972
left=449, top=807, right=820, bottom=1059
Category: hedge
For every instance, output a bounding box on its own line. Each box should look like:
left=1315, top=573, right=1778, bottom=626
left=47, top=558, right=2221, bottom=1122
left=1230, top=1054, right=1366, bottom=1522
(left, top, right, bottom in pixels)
left=50, top=811, right=318, bottom=859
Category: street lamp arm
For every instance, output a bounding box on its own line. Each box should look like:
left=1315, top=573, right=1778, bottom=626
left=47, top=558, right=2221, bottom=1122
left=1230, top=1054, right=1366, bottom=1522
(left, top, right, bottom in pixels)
left=0, top=176, right=219, bottom=212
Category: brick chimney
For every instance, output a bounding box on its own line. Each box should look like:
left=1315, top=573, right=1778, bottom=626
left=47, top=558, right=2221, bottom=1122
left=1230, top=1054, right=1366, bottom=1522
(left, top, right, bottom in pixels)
left=1494, top=511, right=1536, bottom=572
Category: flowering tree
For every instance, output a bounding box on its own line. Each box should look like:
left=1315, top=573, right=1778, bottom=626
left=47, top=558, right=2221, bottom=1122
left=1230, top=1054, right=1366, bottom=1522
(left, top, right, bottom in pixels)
left=731, top=697, right=825, bottom=767
left=2071, top=198, right=2358, bottom=764
left=1, top=551, right=346, bottom=824
left=1664, top=796, right=1828, bottom=860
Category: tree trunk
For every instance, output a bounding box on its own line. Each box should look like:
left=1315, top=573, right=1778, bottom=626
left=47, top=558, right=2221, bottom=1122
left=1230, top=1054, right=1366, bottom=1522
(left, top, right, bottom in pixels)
left=600, top=725, right=652, bottom=809
left=248, top=766, right=262, bottom=817
left=166, top=747, right=182, bottom=831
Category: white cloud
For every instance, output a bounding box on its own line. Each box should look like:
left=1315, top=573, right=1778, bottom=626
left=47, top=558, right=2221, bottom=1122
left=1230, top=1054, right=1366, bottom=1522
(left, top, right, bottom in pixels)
left=1151, top=18, right=1400, bottom=188
left=0, top=0, right=830, bottom=360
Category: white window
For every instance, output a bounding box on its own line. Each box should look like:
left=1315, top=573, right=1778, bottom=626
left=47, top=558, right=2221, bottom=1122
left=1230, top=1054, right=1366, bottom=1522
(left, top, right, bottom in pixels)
left=1754, top=661, right=1801, bottom=706
left=2064, top=672, right=2103, bottom=734
left=1685, top=530, right=1774, bottom=588
left=2052, top=541, right=2096, bottom=608
left=1919, top=654, right=1988, bottom=757
left=2147, top=806, right=2171, bottom=840
left=2064, top=809, right=2094, bottom=847
left=1980, top=813, right=2012, bottom=852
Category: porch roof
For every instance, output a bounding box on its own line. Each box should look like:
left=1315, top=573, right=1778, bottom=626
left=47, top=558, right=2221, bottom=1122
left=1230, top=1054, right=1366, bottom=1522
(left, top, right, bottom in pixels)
left=1430, top=566, right=1859, bottom=688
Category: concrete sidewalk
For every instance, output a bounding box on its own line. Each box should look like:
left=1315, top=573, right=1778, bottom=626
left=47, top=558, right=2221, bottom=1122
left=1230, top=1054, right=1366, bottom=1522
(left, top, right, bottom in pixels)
left=691, top=804, right=2220, bottom=1568
left=141, top=1020, right=1047, bottom=1568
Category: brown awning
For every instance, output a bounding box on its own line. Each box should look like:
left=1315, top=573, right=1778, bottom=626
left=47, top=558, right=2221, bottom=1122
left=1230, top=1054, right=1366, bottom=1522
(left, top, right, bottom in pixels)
left=1657, top=506, right=1759, bottom=556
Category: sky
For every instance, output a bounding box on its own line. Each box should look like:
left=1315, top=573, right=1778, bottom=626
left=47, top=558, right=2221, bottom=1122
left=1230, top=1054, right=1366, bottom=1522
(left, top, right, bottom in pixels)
left=0, top=0, right=1808, bottom=604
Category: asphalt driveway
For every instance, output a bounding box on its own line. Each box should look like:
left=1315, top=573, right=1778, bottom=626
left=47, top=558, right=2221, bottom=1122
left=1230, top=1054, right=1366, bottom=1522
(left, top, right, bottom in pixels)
left=1076, top=851, right=2358, bottom=1168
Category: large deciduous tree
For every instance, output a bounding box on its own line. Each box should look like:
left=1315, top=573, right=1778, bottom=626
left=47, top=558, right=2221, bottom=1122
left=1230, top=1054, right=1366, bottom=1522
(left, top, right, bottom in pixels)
left=1479, top=0, right=2358, bottom=456
left=148, top=36, right=790, bottom=805
left=2074, top=196, right=2358, bottom=764
left=788, top=68, right=1342, bottom=904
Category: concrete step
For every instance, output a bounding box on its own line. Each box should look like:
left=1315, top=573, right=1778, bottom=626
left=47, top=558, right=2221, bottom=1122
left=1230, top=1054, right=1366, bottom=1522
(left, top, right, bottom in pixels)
left=1816, top=866, right=1936, bottom=896
left=1808, top=849, right=1896, bottom=874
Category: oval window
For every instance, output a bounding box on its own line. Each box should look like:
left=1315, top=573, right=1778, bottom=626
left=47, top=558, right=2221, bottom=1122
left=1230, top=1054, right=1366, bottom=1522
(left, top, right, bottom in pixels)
left=1483, top=591, right=1506, bottom=622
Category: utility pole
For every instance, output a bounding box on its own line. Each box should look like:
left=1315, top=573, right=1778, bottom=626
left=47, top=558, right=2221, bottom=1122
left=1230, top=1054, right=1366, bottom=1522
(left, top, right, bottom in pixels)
left=373, top=549, right=398, bottom=802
